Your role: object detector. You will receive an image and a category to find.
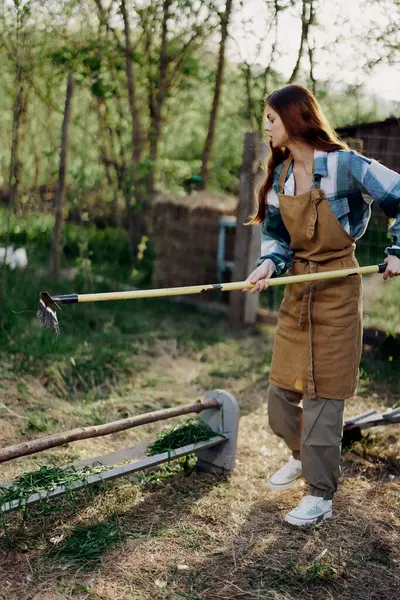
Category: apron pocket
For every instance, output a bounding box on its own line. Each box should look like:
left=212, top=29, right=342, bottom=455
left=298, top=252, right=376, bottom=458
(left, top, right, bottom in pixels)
left=312, top=275, right=362, bottom=327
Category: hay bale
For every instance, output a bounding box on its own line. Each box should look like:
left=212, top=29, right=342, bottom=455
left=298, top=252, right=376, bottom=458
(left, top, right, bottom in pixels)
left=152, top=191, right=238, bottom=290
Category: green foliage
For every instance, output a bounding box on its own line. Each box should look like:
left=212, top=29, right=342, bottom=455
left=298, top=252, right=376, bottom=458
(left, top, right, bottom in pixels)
left=1, top=0, right=398, bottom=210
left=0, top=208, right=131, bottom=267
left=147, top=418, right=220, bottom=456
left=50, top=41, right=120, bottom=99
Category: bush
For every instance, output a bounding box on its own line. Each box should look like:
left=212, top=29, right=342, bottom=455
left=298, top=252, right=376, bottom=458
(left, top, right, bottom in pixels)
left=1, top=209, right=131, bottom=267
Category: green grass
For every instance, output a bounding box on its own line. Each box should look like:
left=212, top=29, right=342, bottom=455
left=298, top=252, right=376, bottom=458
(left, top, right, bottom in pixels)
left=49, top=515, right=131, bottom=567
left=266, top=556, right=344, bottom=591
left=1, top=268, right=233, bottom=399
left=20, top=409, right=59, bottom=435
left=364, top=275, right=400, bottom=334
left=359, top=354, right=400, bottom=400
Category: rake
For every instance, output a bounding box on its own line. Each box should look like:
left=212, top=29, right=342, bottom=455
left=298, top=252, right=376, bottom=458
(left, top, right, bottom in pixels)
left=37, top=263, right=387, bottom=334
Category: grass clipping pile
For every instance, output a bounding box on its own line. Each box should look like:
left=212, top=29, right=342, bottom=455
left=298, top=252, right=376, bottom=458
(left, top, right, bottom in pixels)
left=0, top=418, right=220, bottom=572
left=0, top=419, right=217, bottom=514
left=49, top=515, right=132, bottom=567
left=0, top=464, right=109, bottom=509
left=147, top=418, right=219, bottom=456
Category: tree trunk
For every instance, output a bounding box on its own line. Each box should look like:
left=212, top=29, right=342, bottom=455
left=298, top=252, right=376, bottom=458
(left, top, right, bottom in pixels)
left=96, top=98, right=123, bottom=228
left=95, top=0, right=144, bottom=254
left=308, top=41, right=316, bottom=95
left=259, top=0, right=280, bottom=134
left=120, top=0, right=148, bottom=256
left=93, top=2, right=127, bottom=231
left=147, top=0, right=172, bottom=200
left=120, top=0, right=143, bottom=164
left=51, top=73, right=75, bottom=277
left=0, top=67, right=24, bottom=331
left=112, top=94, right=142, bottom=260
left=261, top=0, right=279, bottom=99
left=288, top=0, right=312, bottom=83
left=307, top=0, right=316, bottom=94
left=31, top=148, right=41, bottom=205
left=200, top=0, right=233, bottom=189
left=244, top=62, right=255, bottom=130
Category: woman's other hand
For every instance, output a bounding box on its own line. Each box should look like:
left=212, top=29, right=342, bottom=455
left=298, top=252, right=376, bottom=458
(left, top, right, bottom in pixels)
left=244, top=259, right=276, bottom=294
left=383, top=255, right=400, bottom=280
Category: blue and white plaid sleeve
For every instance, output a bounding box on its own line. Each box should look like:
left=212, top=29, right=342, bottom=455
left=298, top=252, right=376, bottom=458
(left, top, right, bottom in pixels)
left=347, top=151, right=400, bottom=258
left=255, top=189, right=292, bottom=276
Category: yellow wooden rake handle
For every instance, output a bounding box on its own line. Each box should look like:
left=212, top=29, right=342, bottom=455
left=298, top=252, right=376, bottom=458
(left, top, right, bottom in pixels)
left=48, top=263, right=386, bottom=304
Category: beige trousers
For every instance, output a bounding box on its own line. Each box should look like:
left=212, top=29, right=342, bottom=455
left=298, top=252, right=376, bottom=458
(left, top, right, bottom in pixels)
left=267, top=384, right=345, bottom=500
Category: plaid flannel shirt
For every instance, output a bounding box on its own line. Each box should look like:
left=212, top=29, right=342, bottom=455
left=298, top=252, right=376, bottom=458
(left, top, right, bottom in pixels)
left=257, top=149, right=400, bottom=275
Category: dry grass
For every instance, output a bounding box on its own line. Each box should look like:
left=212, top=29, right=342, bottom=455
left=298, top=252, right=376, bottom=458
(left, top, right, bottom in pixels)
left=0, top=316, right=399, bottom=600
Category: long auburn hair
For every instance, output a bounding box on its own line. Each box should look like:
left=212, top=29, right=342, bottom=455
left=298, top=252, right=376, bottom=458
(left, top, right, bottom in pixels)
left=250, top=84, right=349, bottom=224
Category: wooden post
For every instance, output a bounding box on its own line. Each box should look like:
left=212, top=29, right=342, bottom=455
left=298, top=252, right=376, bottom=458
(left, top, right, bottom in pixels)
left=229, top=132, right=261, bottom=326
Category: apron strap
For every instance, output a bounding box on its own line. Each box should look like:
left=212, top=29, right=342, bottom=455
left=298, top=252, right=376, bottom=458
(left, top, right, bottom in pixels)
left=278, top=155, right=321, bottom=196
left=278, top=153, right=325, bottom=240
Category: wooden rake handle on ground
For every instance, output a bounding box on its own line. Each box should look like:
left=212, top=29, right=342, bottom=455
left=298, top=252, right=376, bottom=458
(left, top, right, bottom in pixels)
left=38, top=263, right=387, bottom=334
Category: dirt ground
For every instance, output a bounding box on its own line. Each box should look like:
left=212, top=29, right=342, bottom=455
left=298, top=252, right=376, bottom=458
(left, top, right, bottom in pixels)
left=0, top=316, right=399, bottom=600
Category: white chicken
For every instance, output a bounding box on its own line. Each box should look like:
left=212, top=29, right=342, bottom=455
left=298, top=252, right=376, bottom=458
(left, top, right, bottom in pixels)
left=0, top=246, right=28, bottom=269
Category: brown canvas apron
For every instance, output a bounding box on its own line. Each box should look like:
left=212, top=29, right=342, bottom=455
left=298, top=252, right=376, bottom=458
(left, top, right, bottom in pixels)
left=269, top=155, right=363, bottom=400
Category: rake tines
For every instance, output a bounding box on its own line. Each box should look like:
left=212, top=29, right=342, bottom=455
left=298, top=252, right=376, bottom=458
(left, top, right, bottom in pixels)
left=37, top=291, right=60, bottom=335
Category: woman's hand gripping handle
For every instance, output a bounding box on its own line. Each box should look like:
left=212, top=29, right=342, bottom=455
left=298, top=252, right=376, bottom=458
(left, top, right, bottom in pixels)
left=383, top=255, right=400, bottom=280
left=244, top=259, right=276, bottom=294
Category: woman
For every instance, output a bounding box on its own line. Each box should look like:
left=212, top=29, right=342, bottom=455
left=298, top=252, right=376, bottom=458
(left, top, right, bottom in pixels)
left=246, top=84, right=400, bottom=527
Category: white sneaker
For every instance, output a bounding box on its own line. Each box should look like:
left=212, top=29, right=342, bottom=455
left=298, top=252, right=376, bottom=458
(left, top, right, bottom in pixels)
left=284, top=495, right=333, bottom=526
left=268, top=457, right=302, bottom=490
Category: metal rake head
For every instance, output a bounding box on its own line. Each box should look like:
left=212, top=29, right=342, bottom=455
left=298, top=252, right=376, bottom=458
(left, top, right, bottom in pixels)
left=37, top=291, right=61, bottom=335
